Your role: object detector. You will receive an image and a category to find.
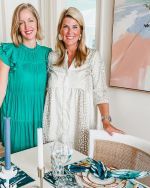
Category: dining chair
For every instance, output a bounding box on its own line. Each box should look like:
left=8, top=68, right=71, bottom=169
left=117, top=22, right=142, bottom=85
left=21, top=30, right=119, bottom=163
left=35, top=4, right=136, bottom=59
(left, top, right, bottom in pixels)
left=88, top=129, right=150, bottom=186
left=0, top=142, right=4, bottom=157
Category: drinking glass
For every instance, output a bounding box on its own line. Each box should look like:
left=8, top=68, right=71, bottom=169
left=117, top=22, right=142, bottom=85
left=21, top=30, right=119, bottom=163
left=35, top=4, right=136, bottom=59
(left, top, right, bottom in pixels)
left=51, top=141, right=69, bottom=187
left=51, top=141, right=82, bottom=187
left=61, top=135, right=73, bottom=162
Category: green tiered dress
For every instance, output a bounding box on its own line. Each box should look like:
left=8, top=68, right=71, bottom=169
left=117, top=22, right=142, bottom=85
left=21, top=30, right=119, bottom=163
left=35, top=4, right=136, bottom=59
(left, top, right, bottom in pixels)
left=0, top=43, right=52, bottom=153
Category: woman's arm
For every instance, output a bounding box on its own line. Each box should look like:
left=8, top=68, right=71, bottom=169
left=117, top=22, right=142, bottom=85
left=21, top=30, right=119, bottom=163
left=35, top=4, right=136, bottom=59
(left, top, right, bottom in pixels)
left=98, top=103, right=124, bottom=135
left=0, top=60, right=9, bottom=107
left=91, top=50, right=124, bottom=135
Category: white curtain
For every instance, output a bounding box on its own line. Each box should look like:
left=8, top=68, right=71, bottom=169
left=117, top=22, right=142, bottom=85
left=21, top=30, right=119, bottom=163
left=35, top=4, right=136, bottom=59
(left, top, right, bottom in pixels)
left=0, top=0, right=8, bottom=42
left=39, top=0, right=66, bottom=49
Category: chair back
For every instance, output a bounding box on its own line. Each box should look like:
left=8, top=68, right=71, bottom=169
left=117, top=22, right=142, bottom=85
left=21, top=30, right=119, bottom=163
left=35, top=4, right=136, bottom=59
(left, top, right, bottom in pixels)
left=89, top=130, right=150, bottom=186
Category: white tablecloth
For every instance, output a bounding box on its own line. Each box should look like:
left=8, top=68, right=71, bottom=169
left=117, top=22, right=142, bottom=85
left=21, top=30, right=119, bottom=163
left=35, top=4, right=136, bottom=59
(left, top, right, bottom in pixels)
left=11, top=143, right=86, bottom=188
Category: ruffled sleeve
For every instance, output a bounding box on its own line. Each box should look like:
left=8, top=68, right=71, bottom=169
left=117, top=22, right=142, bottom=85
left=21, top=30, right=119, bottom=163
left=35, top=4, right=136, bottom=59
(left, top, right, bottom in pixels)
left=90, top=50, right=109, bottom=104
left=47, top=51, right=59, bottom=72
left=41, top=46, right=52, bottom=66
left=0, top=43, right=16, bottom=71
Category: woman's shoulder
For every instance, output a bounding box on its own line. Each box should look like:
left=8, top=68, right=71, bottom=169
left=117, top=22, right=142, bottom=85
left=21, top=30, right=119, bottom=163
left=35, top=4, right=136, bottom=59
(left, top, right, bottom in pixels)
left=87, top=48, right=100, bottom=57
left=86, top=48, right=103, bottom=66
left=88, top=48, right=102, bottom=59
left=0, top=42, right=18, bottom=68
left=0, top=42, right=17, bottom=59
left=49, top=50, right=59, bottom=56
left=48, top=51, right=59, bottom=60
left=87, top=48, right=100, bottom=60
left=38, top=44, right=52, bottom=53
left=0, top=42, right=16, bottom=52
left=0, top=42, right=14, bottom=47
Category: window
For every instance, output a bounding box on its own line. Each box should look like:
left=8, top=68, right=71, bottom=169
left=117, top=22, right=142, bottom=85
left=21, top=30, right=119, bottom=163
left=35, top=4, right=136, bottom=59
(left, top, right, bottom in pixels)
left=64, top=0, right=96, bottom=48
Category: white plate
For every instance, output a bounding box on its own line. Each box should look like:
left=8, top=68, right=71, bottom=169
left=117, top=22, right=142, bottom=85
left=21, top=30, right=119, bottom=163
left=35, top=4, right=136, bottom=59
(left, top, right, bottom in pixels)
left=75, top=172, right=127, bottom=188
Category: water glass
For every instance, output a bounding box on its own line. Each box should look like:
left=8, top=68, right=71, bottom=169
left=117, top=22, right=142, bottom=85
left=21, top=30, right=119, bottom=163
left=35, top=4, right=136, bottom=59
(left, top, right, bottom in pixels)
left=50, top=141, right=74, bottom=187
left=51, top=142, right=65, bottom=178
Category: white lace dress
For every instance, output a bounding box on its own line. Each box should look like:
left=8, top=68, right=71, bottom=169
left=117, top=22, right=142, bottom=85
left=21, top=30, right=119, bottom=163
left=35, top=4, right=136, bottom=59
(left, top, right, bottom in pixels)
left=43, top=49, right=109, bottom=154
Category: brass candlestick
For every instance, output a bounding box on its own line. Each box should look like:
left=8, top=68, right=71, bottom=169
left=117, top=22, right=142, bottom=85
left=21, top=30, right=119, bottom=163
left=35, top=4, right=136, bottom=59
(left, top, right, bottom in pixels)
left=37, top=167, right=45, bottom=188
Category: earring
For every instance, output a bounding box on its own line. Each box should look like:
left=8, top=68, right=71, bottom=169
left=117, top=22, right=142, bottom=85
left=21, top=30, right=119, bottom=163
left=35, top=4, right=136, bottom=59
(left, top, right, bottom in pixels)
left=79, top=34, right=82, bottom=41
left=58, top=34, right=62, bottom=40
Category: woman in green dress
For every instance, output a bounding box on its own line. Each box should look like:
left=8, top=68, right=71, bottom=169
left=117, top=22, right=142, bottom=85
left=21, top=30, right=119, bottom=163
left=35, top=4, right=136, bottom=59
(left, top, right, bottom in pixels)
left=0, top=3, right=52, bottom=153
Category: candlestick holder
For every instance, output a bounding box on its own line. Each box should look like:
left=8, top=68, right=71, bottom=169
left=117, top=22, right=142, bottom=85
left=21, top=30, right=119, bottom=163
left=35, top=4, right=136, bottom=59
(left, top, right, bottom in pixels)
left=0, top=166, right=17, bottom=187
left=37, top=167, right=45, bottom=188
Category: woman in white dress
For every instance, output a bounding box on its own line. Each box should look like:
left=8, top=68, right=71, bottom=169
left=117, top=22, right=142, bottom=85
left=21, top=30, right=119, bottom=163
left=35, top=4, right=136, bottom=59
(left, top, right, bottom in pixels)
left=43, top=7, right=124, bottom=154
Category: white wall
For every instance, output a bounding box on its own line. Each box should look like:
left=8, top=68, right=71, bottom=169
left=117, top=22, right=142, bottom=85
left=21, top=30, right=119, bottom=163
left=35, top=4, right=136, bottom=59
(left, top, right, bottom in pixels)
left=100, top=0, right=150, bottom=141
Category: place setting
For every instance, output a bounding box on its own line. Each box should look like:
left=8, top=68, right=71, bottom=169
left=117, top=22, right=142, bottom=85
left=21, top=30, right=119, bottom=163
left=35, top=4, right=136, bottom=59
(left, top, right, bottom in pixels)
left=44, top=138, right=81, bottom=188
left=64, top=158, right=150, bottom=188
left=0, top=117, right=35, bottom=188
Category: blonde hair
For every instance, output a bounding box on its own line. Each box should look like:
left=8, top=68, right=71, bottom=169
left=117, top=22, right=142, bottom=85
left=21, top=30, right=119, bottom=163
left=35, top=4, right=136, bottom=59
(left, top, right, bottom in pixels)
left=11, top=3, right=43, bottom=46
left=55, top=7, right=88, bottom=67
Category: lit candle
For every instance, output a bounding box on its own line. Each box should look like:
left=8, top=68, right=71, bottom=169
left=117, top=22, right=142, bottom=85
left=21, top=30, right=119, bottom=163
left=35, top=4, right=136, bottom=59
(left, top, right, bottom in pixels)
left=4, top=117, right=11, bottom=170
left=37, top=128, right=44, bottom=169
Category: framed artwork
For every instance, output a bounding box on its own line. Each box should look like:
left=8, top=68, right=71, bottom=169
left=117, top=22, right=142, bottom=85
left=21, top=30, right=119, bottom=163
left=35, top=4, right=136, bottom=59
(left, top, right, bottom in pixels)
left=110, top=0, right=150, bottom=91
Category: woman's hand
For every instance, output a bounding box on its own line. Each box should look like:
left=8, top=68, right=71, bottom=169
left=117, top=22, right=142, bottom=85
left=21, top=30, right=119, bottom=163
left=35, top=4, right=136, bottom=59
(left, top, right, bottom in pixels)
left=102, top=120, right=125, bottom=136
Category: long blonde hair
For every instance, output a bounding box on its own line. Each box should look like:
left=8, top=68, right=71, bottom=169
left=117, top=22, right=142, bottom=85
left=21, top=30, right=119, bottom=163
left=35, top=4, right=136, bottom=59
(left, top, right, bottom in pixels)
left=55, top=7, right=88, bottom=67
left=11, top=3, right=43, bottom=46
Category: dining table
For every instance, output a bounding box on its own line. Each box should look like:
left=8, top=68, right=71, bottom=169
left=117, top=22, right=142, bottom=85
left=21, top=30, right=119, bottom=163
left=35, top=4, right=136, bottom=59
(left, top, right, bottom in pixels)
left=11, top=143, right=86, bottom=187
left=9, top=143, right=149, bottom=188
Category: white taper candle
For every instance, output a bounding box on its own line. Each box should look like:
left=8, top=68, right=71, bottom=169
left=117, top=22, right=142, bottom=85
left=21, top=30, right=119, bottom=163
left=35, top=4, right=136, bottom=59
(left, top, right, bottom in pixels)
left=37, top=128, right=44, bottom=169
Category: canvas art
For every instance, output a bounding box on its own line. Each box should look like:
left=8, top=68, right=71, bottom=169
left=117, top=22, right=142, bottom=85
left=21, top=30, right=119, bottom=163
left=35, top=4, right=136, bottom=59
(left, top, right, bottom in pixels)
left=110, top=0, right=150, bottom=91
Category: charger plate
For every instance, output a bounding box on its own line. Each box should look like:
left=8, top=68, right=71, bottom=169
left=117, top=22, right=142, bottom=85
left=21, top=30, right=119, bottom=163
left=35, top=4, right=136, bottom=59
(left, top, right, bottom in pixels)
left=75, top=171, right=126, bottom=187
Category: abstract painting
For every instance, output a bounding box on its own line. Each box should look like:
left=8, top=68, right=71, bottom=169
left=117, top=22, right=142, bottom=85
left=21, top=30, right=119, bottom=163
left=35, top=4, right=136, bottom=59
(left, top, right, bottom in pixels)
left=110, top=0, right=150, bottom=91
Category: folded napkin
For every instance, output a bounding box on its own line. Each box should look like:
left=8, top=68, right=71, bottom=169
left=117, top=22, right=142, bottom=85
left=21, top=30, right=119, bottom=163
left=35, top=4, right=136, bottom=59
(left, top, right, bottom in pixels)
left=66, top=158, right=150, bottom=180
